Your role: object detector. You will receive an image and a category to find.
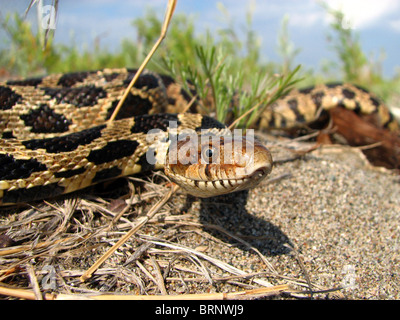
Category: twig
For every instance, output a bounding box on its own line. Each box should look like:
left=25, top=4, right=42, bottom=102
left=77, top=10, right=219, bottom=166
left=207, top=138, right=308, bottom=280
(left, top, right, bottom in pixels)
left=80, top=184, right=179, bottom=282
left=0, top=236, right=74, bottom=257
left=26, top=263, right=43, bottom=300
left=228, top=99, right=265, bottom=130
left=284, top=243, right=313, bottom=298
left=136, top=260, right=159, bottom=289
left=150, top=256, right=168, bottom=295
left=182, top=94, right=199, bottom=113
left=0, top=283, right=290, bottom=300
left=143, top=238, right=274, bottom=288
left=107, top=0, right=177, bottom=123
left=355, top=141, right=383, bottom=150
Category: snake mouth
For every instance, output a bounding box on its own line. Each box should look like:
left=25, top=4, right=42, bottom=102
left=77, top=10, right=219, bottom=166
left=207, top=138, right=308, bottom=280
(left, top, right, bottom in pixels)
left=234, top=160, right=273, bottom=180
left=250, top=167, right=271, bottom=180
left=231, top=164, right=272, bottom=187
left=178, top=163, right=272, bottom=197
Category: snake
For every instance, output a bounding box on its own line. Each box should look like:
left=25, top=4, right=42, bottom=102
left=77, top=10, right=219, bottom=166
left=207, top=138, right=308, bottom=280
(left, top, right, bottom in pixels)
left=1, top=68, right=398, bottom=206
left=0, top=68, right=273, bottom=206
left=259, top=82, right=399, bottom=132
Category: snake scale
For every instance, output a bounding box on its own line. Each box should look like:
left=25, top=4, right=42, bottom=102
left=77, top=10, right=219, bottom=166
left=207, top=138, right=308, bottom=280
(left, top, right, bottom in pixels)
left=0, top=68, right=398, bottom=206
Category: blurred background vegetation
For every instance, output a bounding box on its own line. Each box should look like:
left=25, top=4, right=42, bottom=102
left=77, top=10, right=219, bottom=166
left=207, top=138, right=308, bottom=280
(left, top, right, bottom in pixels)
left=0, top=2, right=399, bottom=122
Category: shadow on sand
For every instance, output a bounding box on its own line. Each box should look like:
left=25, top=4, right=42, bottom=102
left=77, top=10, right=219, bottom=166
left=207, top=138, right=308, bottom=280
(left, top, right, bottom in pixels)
left=182, top=190, right=292, bottom=257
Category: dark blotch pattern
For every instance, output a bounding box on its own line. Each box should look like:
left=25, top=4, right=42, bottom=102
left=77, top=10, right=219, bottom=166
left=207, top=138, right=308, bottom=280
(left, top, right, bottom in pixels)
left=22, top=124, right=105, bottom=153
left=2, top=183, right=64, bottom=204
left=123, top=71, right=160, bottom=90
left=103, top=72, right=121, bottom=82
left=0, top=153, right=47, bottom=180
left=287, top=98, right=298, bottom=110
left=353, top=102, right=361, bottom=114
left=342, top=88, right=356, bottom=99
left=6, top=77, right=43, bottom=87
left=106, top=93, right=154, bottom=120
left=2, top=131, right=15, bottom=139
left=311, top=91, right=325, bottom=109
left=159, top=74, right=175, bottom=87
left=136, top=152, right=155, bottom=173
left=44, top=86, right=107, bottom=107
left=87, top=140, right=139, bottom=165
left=370, top=96, right=381, bottom=108
left=299, top=86, right=314, bottom=95
left=20, top=104, right=71, bottom=133
left=130, top=114, right=180, bottom=133
left=308, top=110, right=330, bottom=130
left=0, top=86, right=22, bottom=110
left=92, top=166, right=122, bottom=183
left=57, top=71, right=94, bottom=87
left=287, top=99, right=306, bottom=123
left=54, top=167, right=86, bottom=178
left=268, top=115, right=283, bottom=128
left=196, top=115, right=226, bottom=131
left=383, top=112, right=395, bottom=128
left=160, top=74, right=196, bottom=111
left=167, top=96, right=177, bottom=106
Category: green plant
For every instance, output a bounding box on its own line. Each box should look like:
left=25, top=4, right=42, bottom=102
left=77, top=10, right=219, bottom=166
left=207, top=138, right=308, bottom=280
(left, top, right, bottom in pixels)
left=276, top=14, right=301, bottom=75
left=319, top=2, right=391, bottom=89
left=162, top=41, right=301, bottom=128
left=0, top=13, right=61, bottom=76
left=0, top=5, right=302, bottom=129
left=325, top=6, right=368, bottom=83
left=157, top=4, right=301, bottom=128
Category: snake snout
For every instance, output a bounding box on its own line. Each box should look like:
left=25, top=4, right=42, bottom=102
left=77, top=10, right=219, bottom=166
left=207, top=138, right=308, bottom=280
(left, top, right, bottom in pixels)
left=165, top=135, right=273, bottom=197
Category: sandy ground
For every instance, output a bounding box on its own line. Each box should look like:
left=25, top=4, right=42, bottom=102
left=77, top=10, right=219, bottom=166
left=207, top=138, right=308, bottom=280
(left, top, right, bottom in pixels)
left=142, top=134, right=400, bottom=299
left=0, top=134, right=398, bottom=300
left=235, top=135, right=400, bottom=299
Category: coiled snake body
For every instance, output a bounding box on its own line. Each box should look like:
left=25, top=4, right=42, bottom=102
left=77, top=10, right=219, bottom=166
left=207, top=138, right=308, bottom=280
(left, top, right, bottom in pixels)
left=259, top=83, right=399, bottom=132
left=1, top=68, right=398, bottom=206
left=0, top=68, right=272, bottom=205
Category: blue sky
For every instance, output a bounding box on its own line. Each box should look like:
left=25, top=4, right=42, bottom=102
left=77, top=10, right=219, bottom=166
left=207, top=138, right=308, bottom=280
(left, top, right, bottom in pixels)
left=2, top=0, right=400, bottom=77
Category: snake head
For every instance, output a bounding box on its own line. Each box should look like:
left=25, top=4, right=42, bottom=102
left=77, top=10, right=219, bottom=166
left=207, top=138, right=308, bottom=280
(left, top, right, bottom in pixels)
left=165, top=134, right=273, bottom=197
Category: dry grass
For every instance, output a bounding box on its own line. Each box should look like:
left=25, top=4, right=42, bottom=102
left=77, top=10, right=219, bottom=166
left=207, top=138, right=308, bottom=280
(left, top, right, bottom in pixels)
left=0, top=174, right=284, bottom=299
left=0, top=153, right=343, bottom=300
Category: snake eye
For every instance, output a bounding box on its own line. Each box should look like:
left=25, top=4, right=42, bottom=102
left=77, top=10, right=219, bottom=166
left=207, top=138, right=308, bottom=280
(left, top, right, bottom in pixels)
left=201, top=145, right=218, bottom=163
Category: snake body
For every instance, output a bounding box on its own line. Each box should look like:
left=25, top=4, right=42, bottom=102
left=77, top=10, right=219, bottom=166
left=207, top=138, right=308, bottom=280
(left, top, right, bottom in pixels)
left=1, top=68, right=398, bottom=205
left=0, top=68, right=272, bottom=205
left=259, top=83, right=399, bottom=132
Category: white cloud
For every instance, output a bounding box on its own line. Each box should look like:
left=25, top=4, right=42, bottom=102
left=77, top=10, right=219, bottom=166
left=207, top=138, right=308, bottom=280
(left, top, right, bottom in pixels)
left=234, top=0, right=400, bottom=30
left=324, top=0, right=400, bottom=29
